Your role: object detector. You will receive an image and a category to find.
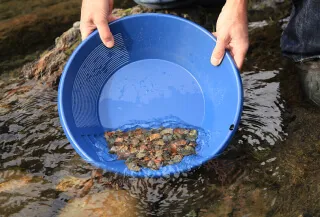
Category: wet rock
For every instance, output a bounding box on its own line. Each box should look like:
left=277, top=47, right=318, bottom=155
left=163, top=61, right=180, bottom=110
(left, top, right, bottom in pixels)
left=187, top=129, right=198, bottom=139
left=56, top=176, right=93, bottom=197
left=178, top=145, right=196, bottom=156
left=248, top=20, right=269, bottom=31
left=199, top=187, right=272, bottom=217
left=8, top=124, right=23, bottom=133
left=0, top=170, right=51, bottom=216
left=58, top=190, right=138, bottom=217
left=249, top=0, right=285, bottom=10
left=126, top=160, right=141, bottom=172
left=0, top=169, right=45, bottom=195
left=115, top=137, right=124, bottom=143
left=0, top=80, right=5, bottom=89
left=21, top=5, right=217, bottom=88
left=20, top=6, right=140, bottom=87
left=0, top=175, right=33, bottom=193
left=105, top=127, right=198, bottom=171
left=171, top=139, right=187, bottom=146
left=21, top=21, right=81, bottom=87
left=0, top=103, right=11, bottom=115
left=73, top=21, right=80, bottom=29
left=154, top=139, right=165, bottom=146
left=56, top=176, right=90, bottom=191
left=280, top=16, right=290, bottom=30
left=160, top=128, right=173, bottom=135
left=266, top=157, right=277, bottom=163
left=186, top=210, right=197, bottom=217
left=149, top=133, right=161, bottom=141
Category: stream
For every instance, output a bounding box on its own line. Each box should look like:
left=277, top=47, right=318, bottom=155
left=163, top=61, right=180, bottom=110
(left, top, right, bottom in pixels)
left=1, top=0, right=320, bottom=217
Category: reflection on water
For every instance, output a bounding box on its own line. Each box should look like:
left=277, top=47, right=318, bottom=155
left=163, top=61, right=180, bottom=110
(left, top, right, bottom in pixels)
left=120, top=173, right=214, bottom=216
left=239, top=70, right=287, bottom=147
left=0, top=67, right=287, bottom=216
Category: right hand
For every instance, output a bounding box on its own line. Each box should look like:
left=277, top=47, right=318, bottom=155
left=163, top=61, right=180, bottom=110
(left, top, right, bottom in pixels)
left=80, top=0, right=118, bottom=48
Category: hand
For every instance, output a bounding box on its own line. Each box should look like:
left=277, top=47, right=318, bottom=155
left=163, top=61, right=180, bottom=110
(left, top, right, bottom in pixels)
left=80, top=0, right=118, bottom=48
left=211, top=0, right=249, bottom=70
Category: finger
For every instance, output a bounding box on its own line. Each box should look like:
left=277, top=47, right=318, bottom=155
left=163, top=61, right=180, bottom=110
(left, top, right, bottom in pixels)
left=233, top=51, right=246, bottom=70
left=227, top=48, right=235, bottom=58
left=212, top=32, right=217, bottom=37
left=109, top=0, right=114, bottom=15
left=96, top=20, right=114, bottom=48
left=211, top=37, right=227, bottom=66
left=80, top=25, right=94, bottom=41
left=108, top=15, right=118, bottom=22
left=233, top=41, right=248, bottom=69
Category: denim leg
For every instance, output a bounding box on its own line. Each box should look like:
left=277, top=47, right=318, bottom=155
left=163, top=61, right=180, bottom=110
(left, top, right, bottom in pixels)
left=133, top=0, right=225, bottom=9
left=280, top=0, right=320, bottom=62
left=133, top=0, right=195, bottom=9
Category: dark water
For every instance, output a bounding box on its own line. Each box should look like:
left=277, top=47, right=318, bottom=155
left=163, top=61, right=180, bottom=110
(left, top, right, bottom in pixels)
left=0, top=66, right=288, bottom=216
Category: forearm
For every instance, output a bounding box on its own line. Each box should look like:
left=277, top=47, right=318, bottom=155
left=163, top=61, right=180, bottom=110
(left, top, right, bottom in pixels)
left=225, top=0, right=247, bottom=9
left=224, top=0, right=248, bottom=17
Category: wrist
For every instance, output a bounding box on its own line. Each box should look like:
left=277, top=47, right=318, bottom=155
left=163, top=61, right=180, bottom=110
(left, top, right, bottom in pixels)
left=225, top=0, right=247, bottom=12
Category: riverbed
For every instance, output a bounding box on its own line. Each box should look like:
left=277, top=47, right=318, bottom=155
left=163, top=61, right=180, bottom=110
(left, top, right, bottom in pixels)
left=1, top=1, right=320, bottom=217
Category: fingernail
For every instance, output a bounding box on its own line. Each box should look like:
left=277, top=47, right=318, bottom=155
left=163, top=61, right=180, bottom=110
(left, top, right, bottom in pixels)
left=106, top=41, right=114, bottom=48
left=211, top=56, right=222, bottom=66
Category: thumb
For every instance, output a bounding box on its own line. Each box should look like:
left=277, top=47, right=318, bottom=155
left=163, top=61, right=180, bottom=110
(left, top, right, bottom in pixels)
left=211, top=37, right=227, bottom=66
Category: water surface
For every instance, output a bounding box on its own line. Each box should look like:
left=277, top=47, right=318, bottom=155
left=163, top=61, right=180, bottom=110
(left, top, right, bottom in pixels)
left=0, top=66, right=290, bottom=216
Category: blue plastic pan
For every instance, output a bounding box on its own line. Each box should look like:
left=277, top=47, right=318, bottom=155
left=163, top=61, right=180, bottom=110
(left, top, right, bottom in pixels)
left=58, top=13, right=243, bottom=178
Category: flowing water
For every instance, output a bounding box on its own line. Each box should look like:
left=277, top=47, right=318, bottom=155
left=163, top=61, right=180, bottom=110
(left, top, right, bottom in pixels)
left=1, top=1, right=320, bottom=217
left=0, top=66, right=292, bottom=216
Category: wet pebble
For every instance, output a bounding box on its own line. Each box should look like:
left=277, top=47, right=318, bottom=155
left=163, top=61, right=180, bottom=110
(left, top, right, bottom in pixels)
left=160, top=128, right=173, bottom=135
left=149, top=133, right=161, bottom=141
left=104, top=127, right=199, bottom=171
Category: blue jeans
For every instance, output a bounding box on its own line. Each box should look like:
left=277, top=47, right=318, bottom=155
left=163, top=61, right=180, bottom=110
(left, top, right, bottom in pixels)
left=133, top=0, right=225, bottom=9
left=134, top=0, right=320, bottom=62
left=280, top=0, right=320, bottom=62
left=133, top=0, right=196, bottom=9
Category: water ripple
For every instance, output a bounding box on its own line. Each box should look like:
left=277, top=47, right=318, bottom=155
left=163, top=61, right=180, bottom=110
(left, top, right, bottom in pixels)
left=0, top=69, right=287, bottom=216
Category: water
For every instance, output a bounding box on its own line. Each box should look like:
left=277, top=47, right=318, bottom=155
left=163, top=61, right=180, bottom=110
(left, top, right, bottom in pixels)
left=238, top=70, right=287, bottom=147
left=0, top=66, right=289, bottom=216
left=98, top=59, right=205, bottom=129
left=2, top=0, right=320, bottom=216
left=89, top=116, right=211, bottom=178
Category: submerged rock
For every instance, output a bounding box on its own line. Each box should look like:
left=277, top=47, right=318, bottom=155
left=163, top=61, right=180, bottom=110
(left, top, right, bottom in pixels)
left=105, top=127, right=199, bottom=171
left=0, top=175, right=33, bottom=193
left=56, top=176, right=94, bottom=197
left=249, top=0, right=285, bottom=10
left=0, top=168, right=45, bottom=194
left=58, top=190, right=138, bottom=217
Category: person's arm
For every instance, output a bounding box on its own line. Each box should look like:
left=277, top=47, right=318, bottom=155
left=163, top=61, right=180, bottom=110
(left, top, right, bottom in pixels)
left=80, top=0, right=117, bottom=48
left=211, top=0, right=249, bottom=70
